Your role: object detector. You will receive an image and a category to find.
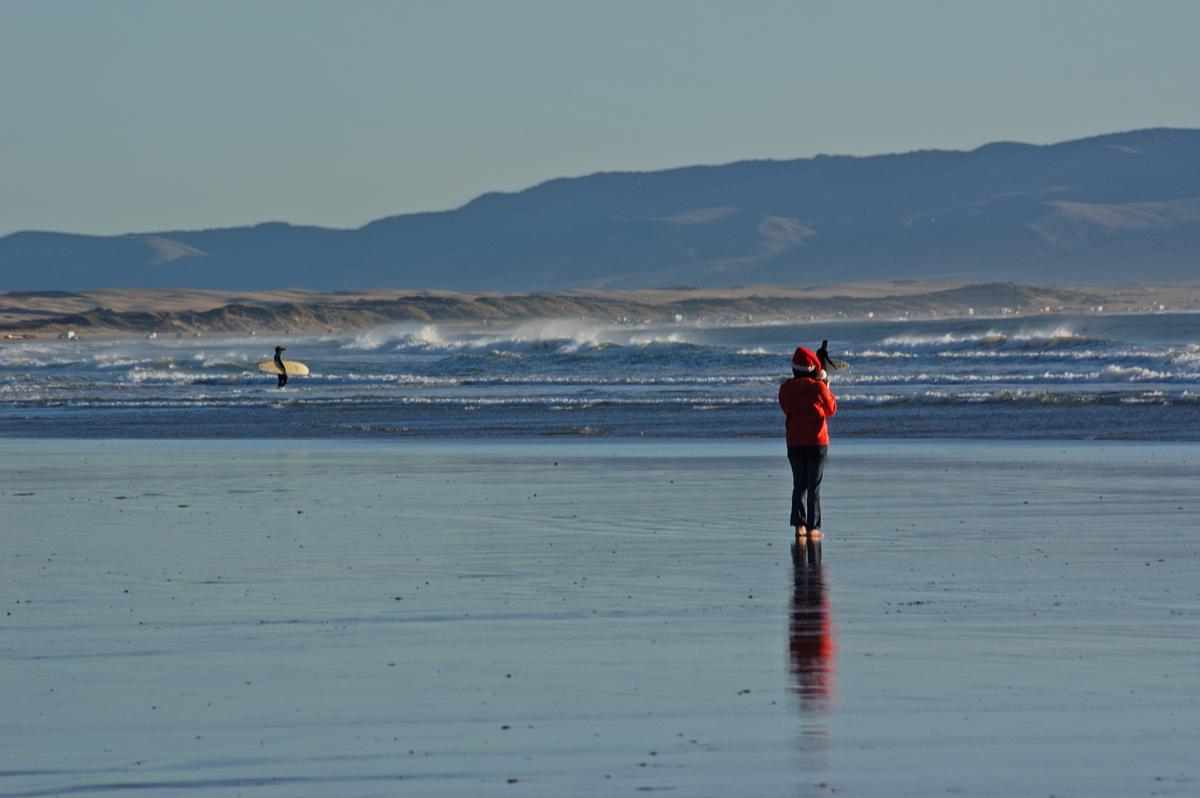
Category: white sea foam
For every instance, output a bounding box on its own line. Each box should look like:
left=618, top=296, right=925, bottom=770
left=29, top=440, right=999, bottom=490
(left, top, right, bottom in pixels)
left=1120, top=392, right=1167, bottom=404
left=1101, top=364, right=1171, bottom=381
left=125, top=368, right=214, bottom=385
left=1009, top=325, right=1089, bottom=343
left=882, top=325, right=1099, bottom=349
left=881, top=330, right=1008, bottom=347
left=1169, top=344, right=1200, bottom=365
left=90, top=352, right=147, bottom=368
left=314, top=373, right=458, bottom=386
left=505, top=319, right=607, bottom=352
left=628, top=331, right=690, bottom=347
left=190, top=351, right=257, bottom=370
left=342, top=319, right=697, bottom=356
left=342, top=323, right=435, bottom=351
left=843, top=349, right=919, bottom=360
left=835, top=392, right=904, bottom=403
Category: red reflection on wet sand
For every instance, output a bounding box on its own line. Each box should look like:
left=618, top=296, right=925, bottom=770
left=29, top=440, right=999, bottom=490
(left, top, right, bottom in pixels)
left=789, top=542, right=837, bottom=707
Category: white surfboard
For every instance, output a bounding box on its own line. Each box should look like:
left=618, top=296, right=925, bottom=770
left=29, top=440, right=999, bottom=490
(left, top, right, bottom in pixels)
left=257, top=359, right=310, bottom=376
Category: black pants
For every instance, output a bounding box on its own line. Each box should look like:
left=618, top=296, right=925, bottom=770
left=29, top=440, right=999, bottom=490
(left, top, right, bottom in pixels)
left=787, top=445, right=827, bottom=529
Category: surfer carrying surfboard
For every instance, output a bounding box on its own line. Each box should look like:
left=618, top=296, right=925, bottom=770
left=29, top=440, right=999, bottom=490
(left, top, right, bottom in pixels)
left=273, top=346, right=288, bottom=388
left=779, top=346, right=837, bottom=541
left=257, top=349, right=309, bottom=385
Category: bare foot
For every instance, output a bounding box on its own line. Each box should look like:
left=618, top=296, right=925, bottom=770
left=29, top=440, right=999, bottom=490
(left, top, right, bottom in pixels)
left=795, top=525, right=807, bottom=539
left=809, top=529, right=823, bottom=541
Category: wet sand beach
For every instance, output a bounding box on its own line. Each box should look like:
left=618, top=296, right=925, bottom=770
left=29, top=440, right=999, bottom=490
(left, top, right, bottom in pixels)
left=3, top=440, right=1198, bottom=797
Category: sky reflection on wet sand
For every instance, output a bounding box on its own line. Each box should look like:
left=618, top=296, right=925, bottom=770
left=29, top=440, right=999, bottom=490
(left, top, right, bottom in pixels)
left=3, top=439, right=1198, bottom=796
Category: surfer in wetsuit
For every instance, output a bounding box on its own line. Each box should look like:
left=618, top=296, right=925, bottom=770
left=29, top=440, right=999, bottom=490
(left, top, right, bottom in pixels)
left=779, top=346, right=837, bottom=541
left=273, top=345, right=288, bottom=388
left=816, top=339, right=848, bottom=375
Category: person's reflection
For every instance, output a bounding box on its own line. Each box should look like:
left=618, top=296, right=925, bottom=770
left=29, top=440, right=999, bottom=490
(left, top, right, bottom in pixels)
left=789, top=540, right=837, bottom=709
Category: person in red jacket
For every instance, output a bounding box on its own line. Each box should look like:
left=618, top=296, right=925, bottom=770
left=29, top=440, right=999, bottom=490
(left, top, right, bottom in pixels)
left=779, top=346, right=837, bottom=541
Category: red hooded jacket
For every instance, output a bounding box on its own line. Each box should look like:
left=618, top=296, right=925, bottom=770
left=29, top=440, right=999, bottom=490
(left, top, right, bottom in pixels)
left=779, top=377, right=838, bottom=447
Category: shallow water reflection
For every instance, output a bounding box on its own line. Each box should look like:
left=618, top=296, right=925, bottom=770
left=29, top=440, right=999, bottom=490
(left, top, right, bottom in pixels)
left=789, top=541, right=837, bottom=711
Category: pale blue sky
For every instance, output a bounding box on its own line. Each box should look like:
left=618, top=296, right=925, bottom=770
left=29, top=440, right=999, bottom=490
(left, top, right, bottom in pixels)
left=2, top=0, right=1199, bottom=237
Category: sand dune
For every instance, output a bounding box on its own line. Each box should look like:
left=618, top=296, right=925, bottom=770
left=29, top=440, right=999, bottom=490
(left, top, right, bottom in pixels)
left=2, top=282, right=1197, bottom=338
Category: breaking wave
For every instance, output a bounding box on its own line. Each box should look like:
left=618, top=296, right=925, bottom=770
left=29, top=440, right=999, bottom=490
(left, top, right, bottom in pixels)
left=343, top=320, right=698, bottom=355
left=882, top=326, right=1107, bottom=350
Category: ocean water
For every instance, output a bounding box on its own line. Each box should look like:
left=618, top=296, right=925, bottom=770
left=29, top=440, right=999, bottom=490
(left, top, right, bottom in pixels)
left=1, top=312, right=1198, bottom=439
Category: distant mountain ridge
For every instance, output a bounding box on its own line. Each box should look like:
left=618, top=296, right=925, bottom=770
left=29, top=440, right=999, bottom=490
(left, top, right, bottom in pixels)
left=3, top=128, right=1200, bottom=291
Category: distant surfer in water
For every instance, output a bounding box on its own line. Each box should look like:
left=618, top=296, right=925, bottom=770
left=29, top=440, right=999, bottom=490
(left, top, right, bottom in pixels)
left=779, top=346, right=837, bottom=541
left=816, top=339, right=849, bottom=375
left=274, top=345, right=288, bottom=388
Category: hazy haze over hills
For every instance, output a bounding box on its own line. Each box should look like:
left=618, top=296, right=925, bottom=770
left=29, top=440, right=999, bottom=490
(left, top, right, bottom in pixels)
left=3, top=128, right=1199, bottom=291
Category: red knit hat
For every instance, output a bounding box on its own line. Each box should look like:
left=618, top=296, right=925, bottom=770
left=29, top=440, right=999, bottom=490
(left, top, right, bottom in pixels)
left=792, top=346, right=821, bottom=374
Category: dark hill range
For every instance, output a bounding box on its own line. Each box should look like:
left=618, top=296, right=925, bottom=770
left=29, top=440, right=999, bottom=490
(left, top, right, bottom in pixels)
left=3, top=128, right=1200, bottom=291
